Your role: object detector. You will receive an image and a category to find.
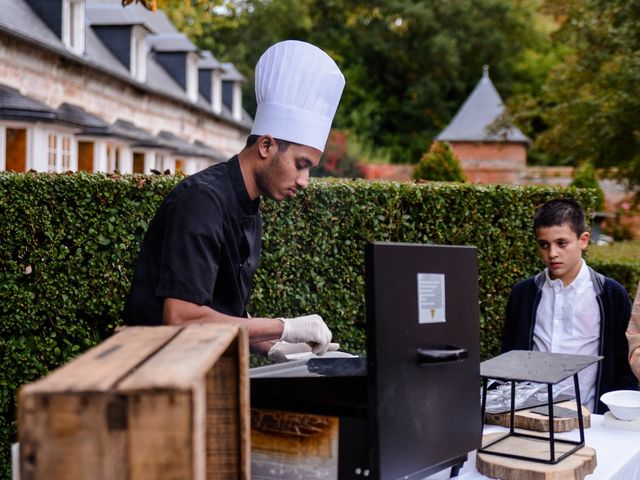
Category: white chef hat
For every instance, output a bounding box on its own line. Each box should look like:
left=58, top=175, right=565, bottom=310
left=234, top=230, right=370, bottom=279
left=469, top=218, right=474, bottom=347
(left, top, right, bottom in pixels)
left=250, top=40, right=345, bottom=152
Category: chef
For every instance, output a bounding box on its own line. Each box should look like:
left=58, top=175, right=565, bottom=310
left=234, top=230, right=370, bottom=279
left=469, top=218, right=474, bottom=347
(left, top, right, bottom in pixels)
left=123, top=40, right=345, bottom=361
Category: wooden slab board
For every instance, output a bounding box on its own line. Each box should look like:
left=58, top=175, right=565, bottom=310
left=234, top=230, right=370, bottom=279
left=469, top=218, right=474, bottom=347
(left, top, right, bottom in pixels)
left=485, top=401, right=591, bottom=432
left=477, top=432, right=596, bottom=480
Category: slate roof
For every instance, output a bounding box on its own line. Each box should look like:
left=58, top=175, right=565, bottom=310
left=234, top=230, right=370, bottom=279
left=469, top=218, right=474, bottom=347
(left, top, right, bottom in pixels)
left=199, top=50, right=223, bottom=70
left=0, top=84, right=58, bottom=122
left=85, top=2, right=154, bottom=30
left=193, top=140, right=227, bottom=162
left=436, top=66, right=530, bottom=144
left=0, top=0, right=252, bottom=130
left=221, top=63, right=247, bottom=83
left=56, top=103, right=111, bottom=134
left=156, top=130, right=223, bottom=160
left=148, top=33, right=198, bottom=53
left=111, top=119, right=169, bottom=149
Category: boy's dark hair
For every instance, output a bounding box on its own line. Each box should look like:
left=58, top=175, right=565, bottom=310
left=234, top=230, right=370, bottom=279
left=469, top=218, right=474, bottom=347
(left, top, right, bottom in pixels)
left=245, top=134, right=292, bottom=152
left=533, top=198, right=588, bottom=236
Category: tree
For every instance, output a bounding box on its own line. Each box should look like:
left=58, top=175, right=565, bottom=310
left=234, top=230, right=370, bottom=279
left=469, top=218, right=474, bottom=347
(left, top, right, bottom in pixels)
left=521, top=0, right=640, bottom=186
left=412, top=142, right=465, bottom=182
left=157, top=0, right=548, bottom=165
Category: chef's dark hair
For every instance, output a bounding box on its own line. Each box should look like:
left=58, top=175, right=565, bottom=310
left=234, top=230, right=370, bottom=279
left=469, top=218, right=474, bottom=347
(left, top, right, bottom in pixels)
left=533, top=198, right=587, bottom=237
left=245, top=134, right=292, bottom=152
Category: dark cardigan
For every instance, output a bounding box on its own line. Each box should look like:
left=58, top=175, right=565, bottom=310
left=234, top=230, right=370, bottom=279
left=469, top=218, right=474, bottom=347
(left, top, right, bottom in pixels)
left=501, top=267, right=638, bottom=414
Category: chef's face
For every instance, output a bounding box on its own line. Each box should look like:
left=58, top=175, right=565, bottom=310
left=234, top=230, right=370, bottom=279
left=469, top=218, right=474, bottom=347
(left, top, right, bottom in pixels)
left=255, top=139, right=322, bottom=201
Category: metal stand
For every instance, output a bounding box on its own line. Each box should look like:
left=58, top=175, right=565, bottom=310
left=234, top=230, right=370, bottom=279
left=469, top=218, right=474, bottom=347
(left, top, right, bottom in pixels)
left=478, top=373, right=586, bottom=464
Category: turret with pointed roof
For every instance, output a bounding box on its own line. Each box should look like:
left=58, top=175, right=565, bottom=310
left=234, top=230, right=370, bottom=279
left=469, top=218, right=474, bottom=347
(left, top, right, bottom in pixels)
left=433, top=66, right=530, bottom=184
left=437, top=66, right=529, bottom=144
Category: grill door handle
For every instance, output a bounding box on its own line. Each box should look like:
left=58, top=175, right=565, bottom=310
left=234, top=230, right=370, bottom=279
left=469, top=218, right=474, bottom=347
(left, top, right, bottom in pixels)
left=417, top=346, right=468, bottom=365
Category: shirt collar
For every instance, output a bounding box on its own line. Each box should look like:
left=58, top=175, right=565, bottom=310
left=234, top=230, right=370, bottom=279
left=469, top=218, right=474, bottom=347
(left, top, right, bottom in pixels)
left=227, top=155, right=260, bottom=215
left=544, top=259, right=588, bottom=291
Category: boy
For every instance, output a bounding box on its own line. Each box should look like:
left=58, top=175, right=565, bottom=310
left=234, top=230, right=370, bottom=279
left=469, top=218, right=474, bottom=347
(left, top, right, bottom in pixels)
left=501, top=198, right=638, bottom=414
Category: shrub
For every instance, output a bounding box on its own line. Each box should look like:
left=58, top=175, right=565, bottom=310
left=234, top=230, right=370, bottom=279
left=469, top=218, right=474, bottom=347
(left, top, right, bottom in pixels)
left=570, top=162, right=605, bottom=211
left=412, top=142, right=466, bottom=182
left=0, top=172, right=600, bottom=477
left=588, top=242, right=640, bottom=296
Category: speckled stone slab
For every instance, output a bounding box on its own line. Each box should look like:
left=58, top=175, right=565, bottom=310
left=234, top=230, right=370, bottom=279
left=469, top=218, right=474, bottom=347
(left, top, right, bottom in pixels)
left=481, top=350, right=603, bottom=384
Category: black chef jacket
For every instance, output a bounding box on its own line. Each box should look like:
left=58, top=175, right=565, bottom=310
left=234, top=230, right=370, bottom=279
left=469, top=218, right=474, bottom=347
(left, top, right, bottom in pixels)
left=123, top=156, right=262, bottom=325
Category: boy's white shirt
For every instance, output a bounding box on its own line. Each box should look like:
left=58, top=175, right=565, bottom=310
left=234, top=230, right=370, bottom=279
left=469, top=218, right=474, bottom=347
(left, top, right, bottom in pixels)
left=534, top=260, right=600, bottom=411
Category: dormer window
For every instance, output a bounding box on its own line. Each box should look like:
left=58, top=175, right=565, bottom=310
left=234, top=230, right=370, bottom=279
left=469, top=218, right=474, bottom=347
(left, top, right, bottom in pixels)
left=198, top=51, right=224, bottom=114
left=149, top=32, right=200, bottom=103
left=221, top=63, right=246, bottom=122
left=62, top=0, right=85, bottom=55
left=130, top=26, right=148, bottom=82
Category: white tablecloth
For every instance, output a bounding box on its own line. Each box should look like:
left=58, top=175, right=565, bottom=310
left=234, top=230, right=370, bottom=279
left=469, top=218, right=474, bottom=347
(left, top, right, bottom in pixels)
left=425, top=415, right=640, bottom=480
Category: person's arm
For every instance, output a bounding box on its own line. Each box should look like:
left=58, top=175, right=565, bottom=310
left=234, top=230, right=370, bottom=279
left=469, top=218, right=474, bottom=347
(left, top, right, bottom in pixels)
left=163, top=297, right=284, bottom=344
left=163, top=297, right=334, bottom=355
left=626, top=282, right=640, bottom=381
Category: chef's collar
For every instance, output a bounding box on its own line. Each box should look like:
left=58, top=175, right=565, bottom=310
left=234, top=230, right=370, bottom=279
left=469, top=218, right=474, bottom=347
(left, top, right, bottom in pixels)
left=227, top=155, right=260, bottom=215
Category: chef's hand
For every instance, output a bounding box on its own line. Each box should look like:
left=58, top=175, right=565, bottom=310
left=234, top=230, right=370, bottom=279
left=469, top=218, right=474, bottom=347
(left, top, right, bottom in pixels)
left=279, top=314, right=333, bottom=355
left=268, top=341, right=340, bottom=363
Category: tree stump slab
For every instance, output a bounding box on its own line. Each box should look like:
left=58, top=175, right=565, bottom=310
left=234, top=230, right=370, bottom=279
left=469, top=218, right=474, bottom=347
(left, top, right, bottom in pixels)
left=485, top=401, right=590, bottom=432
left=476, top=432, right=596, bottom=480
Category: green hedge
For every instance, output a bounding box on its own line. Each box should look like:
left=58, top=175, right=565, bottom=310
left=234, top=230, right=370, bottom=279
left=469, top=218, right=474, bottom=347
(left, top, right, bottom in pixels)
left=589, top=260, right=640, bottom=299
left=0, top=172, right=599, bottom=478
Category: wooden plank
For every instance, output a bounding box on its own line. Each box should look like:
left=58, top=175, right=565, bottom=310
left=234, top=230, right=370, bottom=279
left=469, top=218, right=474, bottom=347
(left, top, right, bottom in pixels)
left=127, top=391, right=194, bottom=480
left=21, top=326, right=181, bottom=394
left=476, top=432, right=596, bottom=479
left=19, top=393, right=127, bottom=480
left=237, top=327, right=251, bottom=480
left=485, top=401, right=591, bottom=433
left=206, top=353, right=240, bottom=479
left=118, top=324, right=240, bottom=391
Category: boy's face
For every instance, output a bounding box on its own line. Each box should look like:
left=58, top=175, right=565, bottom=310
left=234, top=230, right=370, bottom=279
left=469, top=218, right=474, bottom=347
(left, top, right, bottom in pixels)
left=535, top=223, right=590, bottom=286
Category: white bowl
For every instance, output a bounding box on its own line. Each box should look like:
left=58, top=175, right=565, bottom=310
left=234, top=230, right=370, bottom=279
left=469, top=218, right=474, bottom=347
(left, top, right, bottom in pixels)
left=600, top=390, right=640, bottom=421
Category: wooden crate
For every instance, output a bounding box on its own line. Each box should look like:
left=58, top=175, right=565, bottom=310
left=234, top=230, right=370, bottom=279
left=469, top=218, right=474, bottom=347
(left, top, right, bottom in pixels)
left=18, top=324, right=250, bottom=480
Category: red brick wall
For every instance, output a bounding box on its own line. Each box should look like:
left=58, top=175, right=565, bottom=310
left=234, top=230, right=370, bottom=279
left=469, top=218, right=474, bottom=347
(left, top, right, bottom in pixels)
left=359, top=163, right=415, bottom=181
left=449, top=141, right=527, bottom=184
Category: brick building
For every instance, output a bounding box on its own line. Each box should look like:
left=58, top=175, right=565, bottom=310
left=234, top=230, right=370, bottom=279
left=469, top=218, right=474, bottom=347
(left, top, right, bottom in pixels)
left=0, top=0, right=251, bottom=175
left=436, top=66, right=530, bottom=184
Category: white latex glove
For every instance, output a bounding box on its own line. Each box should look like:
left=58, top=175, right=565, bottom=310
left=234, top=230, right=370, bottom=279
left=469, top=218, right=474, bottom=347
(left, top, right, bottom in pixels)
left=279, top=314, right=333, bottom=355
left=268, top=341, right=340, bottom=363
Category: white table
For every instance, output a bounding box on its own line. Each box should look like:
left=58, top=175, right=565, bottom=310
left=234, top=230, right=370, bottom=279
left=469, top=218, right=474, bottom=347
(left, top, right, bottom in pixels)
left=425, top=415, right=640, bottom=479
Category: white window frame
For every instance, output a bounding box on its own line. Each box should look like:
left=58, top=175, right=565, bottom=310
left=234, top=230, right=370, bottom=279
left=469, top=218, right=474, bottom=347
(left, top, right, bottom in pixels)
left=0, top=125, right=5, bottom=171
left=130, top=26, right=148, bottom=82
left=62, top=0, right=85, bottom=55
left=232, top=81, right=242, bottom=121
left=211, top=69, right=222, bottom=115
left=0, top=122, right=36, bottom=171
left=47, top=133, right=57, bottom=172
left=106, top=142, right=121, bottom=173
left=186, top=52, right=199, bottom=103
left=46, top=131, right=76, bottom=173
